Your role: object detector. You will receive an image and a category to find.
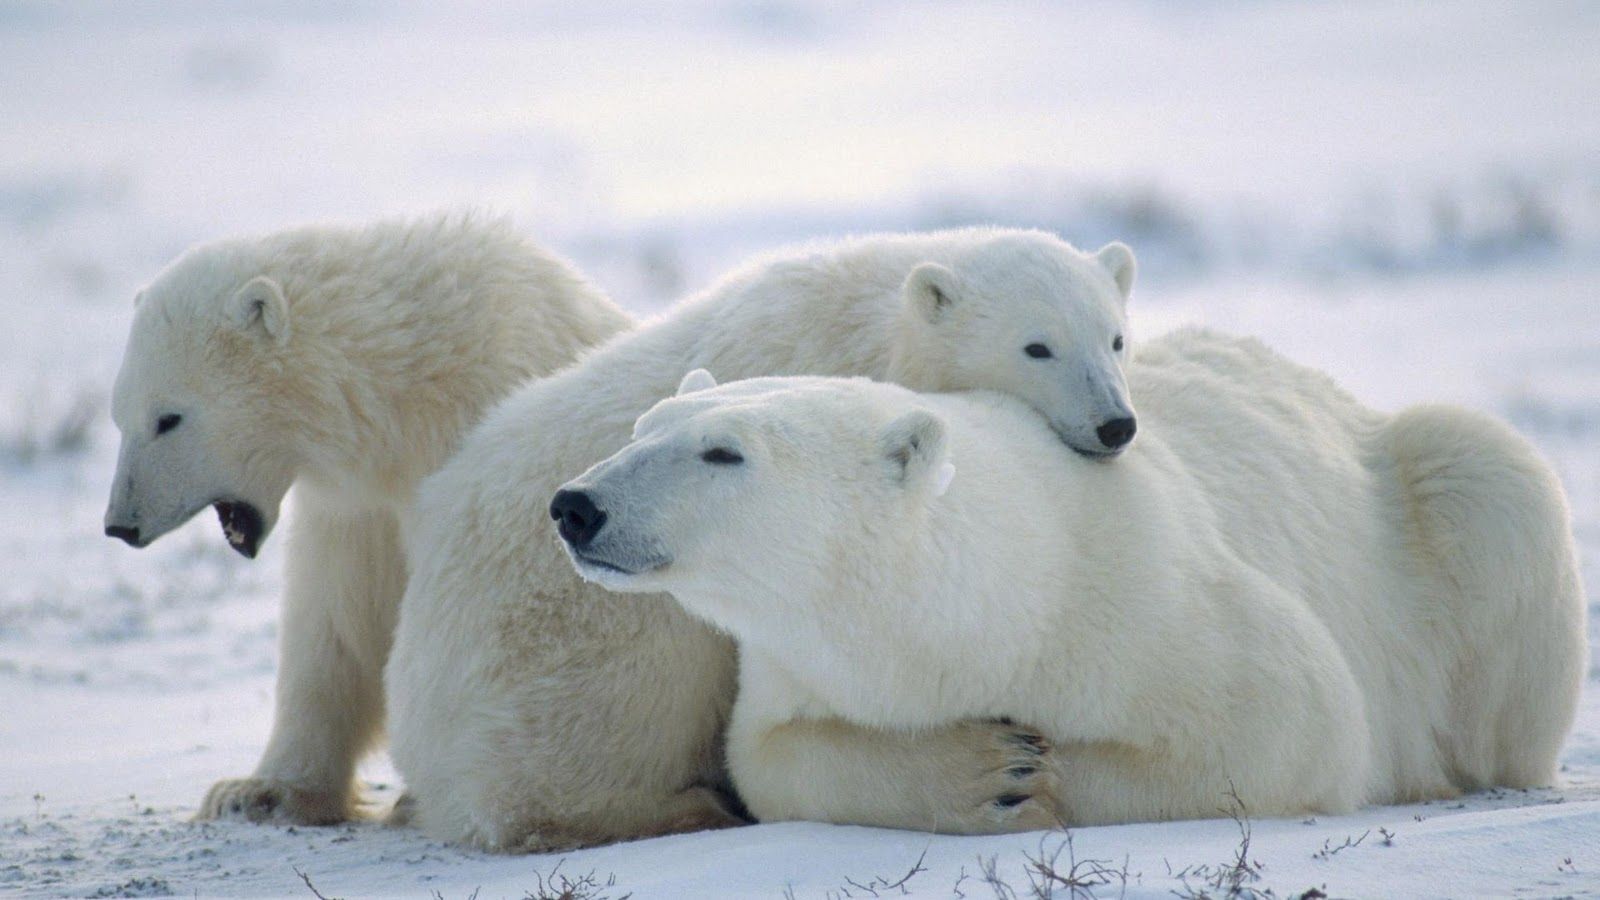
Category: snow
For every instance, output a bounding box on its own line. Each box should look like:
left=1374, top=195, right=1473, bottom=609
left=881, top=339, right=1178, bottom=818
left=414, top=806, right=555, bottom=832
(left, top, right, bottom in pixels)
left=1, top=2, right=1597, bottom=897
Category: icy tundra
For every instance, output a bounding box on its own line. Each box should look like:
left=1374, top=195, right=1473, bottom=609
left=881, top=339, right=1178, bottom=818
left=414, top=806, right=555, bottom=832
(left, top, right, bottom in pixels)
left=1, top=2, right=1596, bottom=897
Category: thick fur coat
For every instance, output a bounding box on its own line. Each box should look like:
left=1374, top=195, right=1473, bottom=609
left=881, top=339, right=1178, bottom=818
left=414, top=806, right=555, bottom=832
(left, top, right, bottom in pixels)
left=104, top=214, right=630, bottom=824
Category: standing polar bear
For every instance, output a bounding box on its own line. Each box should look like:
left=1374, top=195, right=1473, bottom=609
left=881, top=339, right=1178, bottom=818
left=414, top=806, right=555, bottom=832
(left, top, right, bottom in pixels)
left=385, top=228, right=1138, bottom=850
left=557, top=337, right=1586, bottom=830
left=103, top=214, right=631, bottom=824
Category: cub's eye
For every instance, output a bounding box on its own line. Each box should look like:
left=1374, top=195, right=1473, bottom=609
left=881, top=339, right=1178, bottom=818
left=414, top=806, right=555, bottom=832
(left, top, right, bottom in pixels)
left=1024, top=343, right=1053, bottom=360
left=701, top=447, right=744, bottom=465
left=1113, top=335, right=1124, bottom=352
left=155, top=413, right=182, bottom=436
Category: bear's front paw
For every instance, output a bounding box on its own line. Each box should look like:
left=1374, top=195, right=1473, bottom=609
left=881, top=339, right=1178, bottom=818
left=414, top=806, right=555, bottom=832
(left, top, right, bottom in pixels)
left=194, top=778, right=349, bottom=826
left=958, top=718, right=1061, bottom=832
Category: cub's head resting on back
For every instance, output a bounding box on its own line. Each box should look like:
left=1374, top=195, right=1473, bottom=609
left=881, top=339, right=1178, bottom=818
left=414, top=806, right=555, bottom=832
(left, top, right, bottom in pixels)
left=888, top=231, right=1136, bottom=457
left=552, top=370, right=962, bottom=627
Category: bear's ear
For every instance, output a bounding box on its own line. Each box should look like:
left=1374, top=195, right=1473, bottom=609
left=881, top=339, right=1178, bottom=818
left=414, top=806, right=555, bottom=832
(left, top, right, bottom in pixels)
left=902, top=262, right=964, bottom=325
left=880, top=408, right=952, bottom=495
left=676, top=368, right=717, bottom=397
left=227, top=276, right=290, bottom=344
left=1094, top=242, right=1136, bottom=302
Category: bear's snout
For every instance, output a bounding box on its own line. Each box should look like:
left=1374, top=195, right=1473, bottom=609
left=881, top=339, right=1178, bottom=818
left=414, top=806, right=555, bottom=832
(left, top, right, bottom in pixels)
left=1095, top=416, right=1137, bottom=452
left=104, top=523, right=142, bottom=547
left=550, top=488, right=607, bottom=547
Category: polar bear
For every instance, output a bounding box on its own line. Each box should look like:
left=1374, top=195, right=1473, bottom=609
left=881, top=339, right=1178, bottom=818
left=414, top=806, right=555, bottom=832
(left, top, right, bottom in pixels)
left=555, top=336, right=1586, bottom=830
left=385, top=228, right=1137, bottom=850
left=103, top=213, right=631, bottom=825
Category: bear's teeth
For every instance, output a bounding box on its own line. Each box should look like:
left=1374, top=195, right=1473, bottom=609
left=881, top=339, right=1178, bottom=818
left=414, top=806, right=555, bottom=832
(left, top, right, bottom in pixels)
left=216, top=503, right=246, bottom=546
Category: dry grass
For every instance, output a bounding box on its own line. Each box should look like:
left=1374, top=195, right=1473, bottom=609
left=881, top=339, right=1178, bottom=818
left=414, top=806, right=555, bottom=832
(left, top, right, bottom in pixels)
left=293, top=867, right=343, bottom=900
left=522, top=859, right=631, bottom=900
left=961, top=831, right=1133, bottom=900
left=784, top=848, right=928, bottom=900
left=1163, top=786, right=1268, bottom=900
left=294, top=859, right=627, bottom=900
left=1309, top=831, right=1367, bottom=862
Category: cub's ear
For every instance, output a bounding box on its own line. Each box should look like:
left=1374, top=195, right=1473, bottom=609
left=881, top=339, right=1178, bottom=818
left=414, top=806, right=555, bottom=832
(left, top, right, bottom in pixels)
left=902, top=262, right=964, bottom=325
left=676, top=368, right=717, bottom=397
left=228, top=275, right=289, bottom=344
left=881, top=408, right=952, bottom=495
left=1094, top=242, right=1136, bottom=302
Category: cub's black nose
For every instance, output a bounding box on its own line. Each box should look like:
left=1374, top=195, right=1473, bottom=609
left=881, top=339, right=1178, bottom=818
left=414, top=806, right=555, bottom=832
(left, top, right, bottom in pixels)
left=105, top=524, right=141, bottom=546
left=550, top=489, right=607, bottom=547
left=1095, top=417, right=1137, bottom=451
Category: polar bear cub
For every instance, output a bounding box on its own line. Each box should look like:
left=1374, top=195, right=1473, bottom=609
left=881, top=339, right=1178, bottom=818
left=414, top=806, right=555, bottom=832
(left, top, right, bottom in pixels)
left=556, top=342, right=1584, bottom=830
left=104, top=213, right=631, bottom=825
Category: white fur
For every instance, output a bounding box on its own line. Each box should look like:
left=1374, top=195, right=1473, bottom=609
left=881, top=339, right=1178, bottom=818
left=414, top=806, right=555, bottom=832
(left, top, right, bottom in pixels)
left=386, top=228, right=1134, bottom=850
left=564, top=329, right=1586, bottom=830
left=104, top=213, right=630, bottom=824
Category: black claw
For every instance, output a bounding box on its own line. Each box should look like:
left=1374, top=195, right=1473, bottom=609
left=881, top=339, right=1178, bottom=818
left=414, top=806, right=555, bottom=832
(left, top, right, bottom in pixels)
left=994, top=793, right=1030, bottom=808
left=229, top=800, right=242, bottom=814
left=1006, top=765, right=1038, bottom=779
left=1008, top=733, right=1047, bottom=755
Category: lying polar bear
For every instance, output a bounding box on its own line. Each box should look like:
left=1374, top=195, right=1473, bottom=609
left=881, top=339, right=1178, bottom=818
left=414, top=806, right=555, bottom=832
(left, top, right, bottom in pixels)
left=386, top=228, right=1135, bottom=850
left=556, top=333, right=1585, bottom=829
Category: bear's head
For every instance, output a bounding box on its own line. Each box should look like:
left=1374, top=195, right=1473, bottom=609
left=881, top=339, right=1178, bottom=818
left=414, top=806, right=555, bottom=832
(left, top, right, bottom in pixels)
left=889, top=231, right=1136, bottom=458
left=551, top=370, right=952, bottom=636
left=103, top=242, right=302, bottom=558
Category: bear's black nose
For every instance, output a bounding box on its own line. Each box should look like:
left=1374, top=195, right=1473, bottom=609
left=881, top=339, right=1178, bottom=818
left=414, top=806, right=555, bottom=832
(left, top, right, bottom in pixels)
left=550, top=489, right=607, bottom=547
left=105, top=524, right=141, bottom=546
left=1095, top=417, right=1137, bottom=451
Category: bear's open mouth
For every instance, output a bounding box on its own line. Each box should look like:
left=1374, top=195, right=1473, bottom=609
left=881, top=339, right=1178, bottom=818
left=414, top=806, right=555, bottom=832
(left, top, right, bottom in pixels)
left=214, top=500, right=264, bottom=559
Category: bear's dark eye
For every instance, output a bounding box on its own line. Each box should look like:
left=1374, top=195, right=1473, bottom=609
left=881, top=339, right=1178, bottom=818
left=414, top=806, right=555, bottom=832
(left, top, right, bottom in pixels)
left=701, top=447, right=744, bottom=465
left=1113, top=335, right=1124, bottom=352
left=156, top=413, right=182, bottom=436
left=1024, top=343, right=1053, bottom=360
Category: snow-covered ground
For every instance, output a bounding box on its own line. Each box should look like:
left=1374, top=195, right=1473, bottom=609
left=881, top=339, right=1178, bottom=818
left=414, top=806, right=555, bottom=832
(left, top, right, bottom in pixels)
left=2, top=3, right=1598, bottom=897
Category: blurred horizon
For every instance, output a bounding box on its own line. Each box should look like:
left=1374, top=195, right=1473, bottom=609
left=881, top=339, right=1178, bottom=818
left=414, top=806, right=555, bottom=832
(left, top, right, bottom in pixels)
left=3, top=2, right=1598, bottom=290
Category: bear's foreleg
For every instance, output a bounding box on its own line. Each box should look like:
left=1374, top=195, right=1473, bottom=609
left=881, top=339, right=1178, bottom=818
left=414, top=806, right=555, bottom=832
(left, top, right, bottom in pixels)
left=726, top=652, right=1060, bottom=833
left=196, top=503, right=405, bottom=825
left=736, top=716, right=1062, bottom=833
